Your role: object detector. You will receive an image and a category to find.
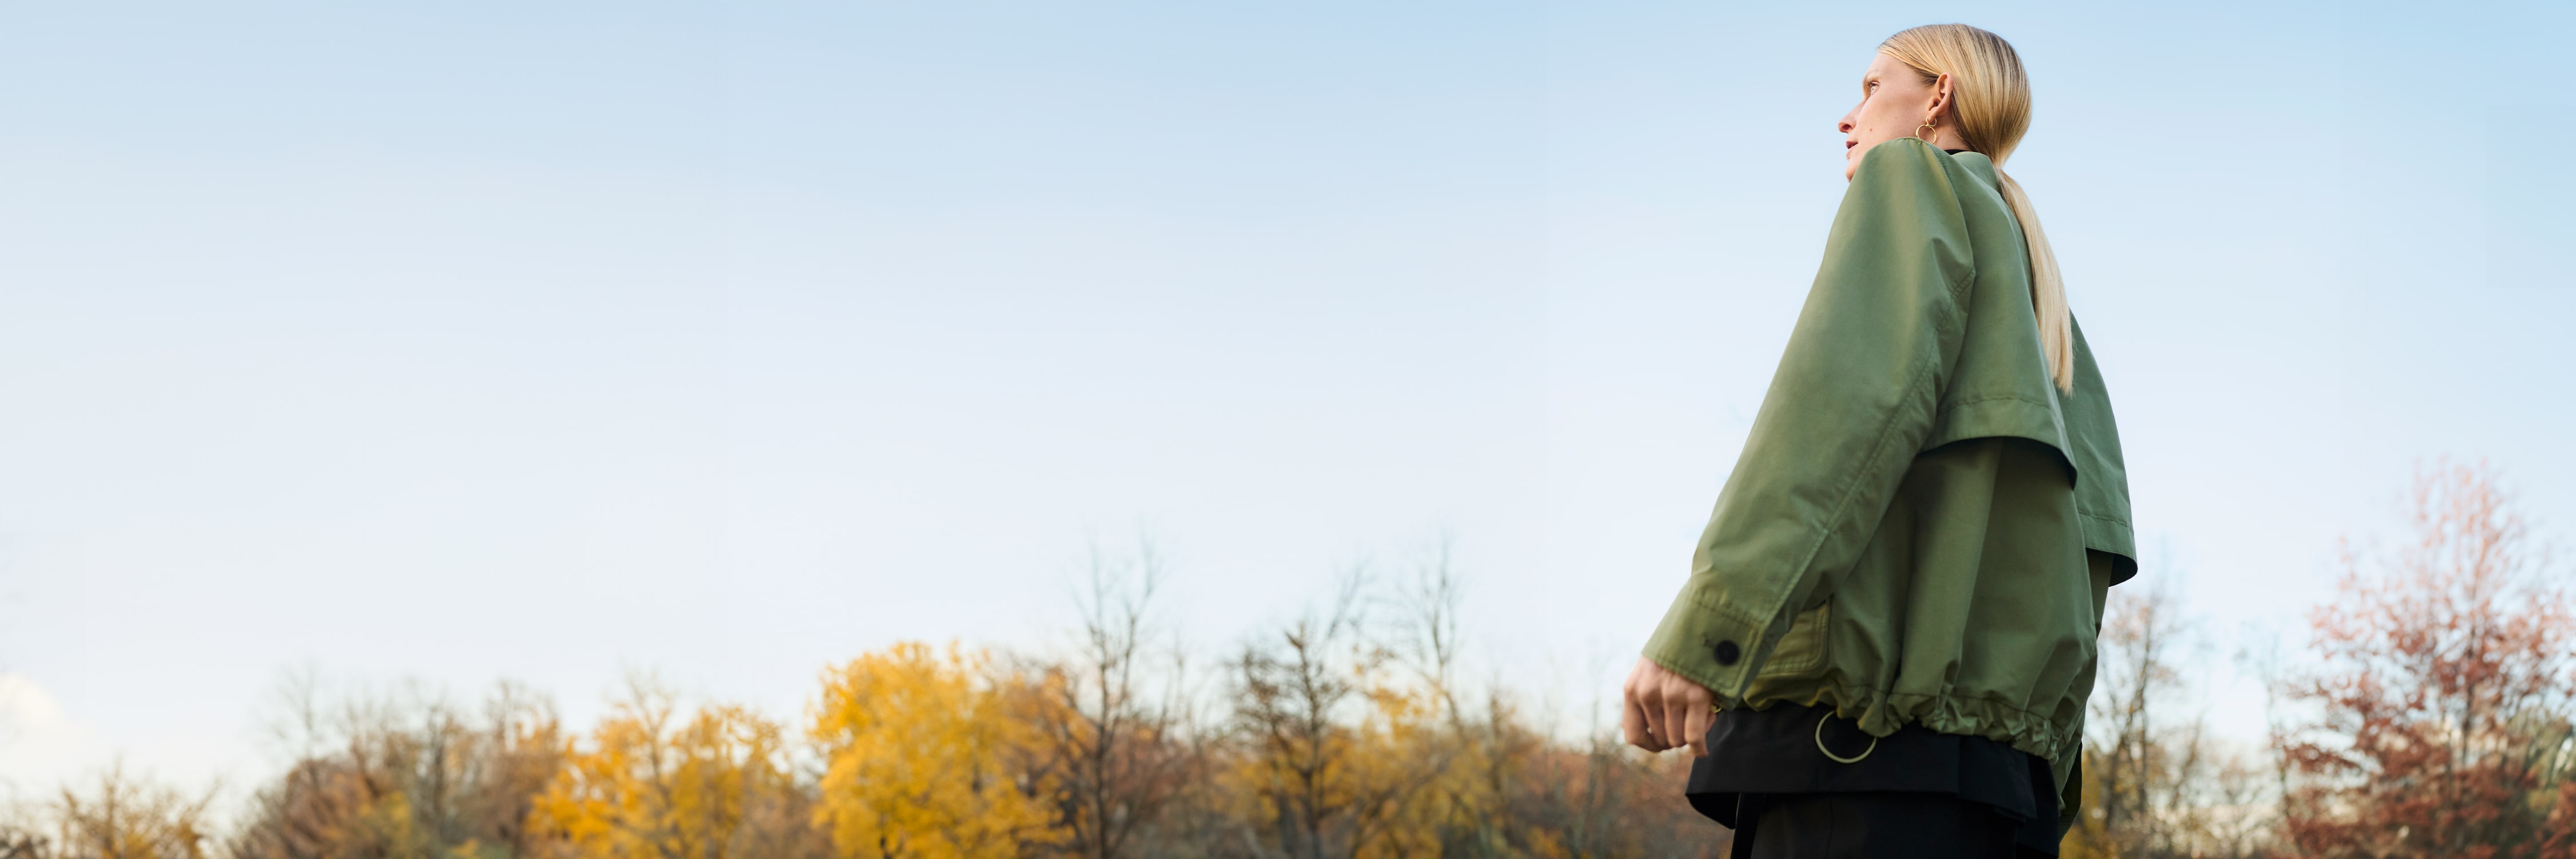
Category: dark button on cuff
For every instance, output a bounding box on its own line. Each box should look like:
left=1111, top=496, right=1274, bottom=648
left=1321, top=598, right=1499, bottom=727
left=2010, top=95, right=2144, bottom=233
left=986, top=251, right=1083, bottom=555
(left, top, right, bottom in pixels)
left=1713, top=640, right=1742, bottom=665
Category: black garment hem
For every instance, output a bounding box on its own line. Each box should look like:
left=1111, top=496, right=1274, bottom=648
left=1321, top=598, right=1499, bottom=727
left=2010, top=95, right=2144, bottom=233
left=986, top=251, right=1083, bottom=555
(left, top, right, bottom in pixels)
left=1684, top=702, right=2061, bottom=856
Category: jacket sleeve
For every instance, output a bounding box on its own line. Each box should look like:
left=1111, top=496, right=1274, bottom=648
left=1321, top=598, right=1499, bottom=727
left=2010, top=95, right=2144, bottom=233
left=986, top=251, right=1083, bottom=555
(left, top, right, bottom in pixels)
left=1643, top=138, right=1976, bottom=704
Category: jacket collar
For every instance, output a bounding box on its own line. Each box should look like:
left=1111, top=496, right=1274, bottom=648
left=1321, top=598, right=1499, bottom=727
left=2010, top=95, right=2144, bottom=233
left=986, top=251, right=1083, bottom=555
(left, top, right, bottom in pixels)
left=1943, top=149, right=2001, bottom=191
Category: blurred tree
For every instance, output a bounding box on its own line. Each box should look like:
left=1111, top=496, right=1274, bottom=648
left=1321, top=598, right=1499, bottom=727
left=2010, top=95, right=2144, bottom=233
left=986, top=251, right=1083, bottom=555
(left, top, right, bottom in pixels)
left=0, top=826, right=40, bottom=859
left=1385, top=543, right=1497, bottom=856
left=1507, top=735, right=1733, bottom=859
left=2060, top=576, right=2277, bottom=858
left=2088, top=575, right=2194, bottom=852
left=30, top=765, right=214, bottom=859
left=230, top=679, right=561, bottom=859
left=1025, top=542, right=1194, bottom=859
left=526, top=675, right=821, bottom=859
left=1222, top=570, right=1460, bottom=859
left=810, top=642, right=1059, bottom=859
left=2278, top=460, right=2576, bottom=857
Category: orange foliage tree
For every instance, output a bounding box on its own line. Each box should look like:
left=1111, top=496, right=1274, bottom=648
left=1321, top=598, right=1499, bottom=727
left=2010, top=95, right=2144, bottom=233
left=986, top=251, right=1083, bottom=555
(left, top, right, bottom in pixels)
left=526, top=676, right=819, bottom=859
left=2278, top=460, right=2576, bottom=857
left=809, top=642, right=1060, bottom=859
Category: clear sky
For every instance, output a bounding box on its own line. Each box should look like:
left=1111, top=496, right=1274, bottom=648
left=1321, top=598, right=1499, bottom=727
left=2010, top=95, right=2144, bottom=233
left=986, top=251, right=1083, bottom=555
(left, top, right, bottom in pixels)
left=2, top=1, right=2571, bottom=807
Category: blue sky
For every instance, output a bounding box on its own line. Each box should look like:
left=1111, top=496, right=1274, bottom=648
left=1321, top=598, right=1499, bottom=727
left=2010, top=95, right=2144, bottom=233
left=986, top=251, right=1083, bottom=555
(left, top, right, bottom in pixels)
left=1, top=1, right=2570, bottom=804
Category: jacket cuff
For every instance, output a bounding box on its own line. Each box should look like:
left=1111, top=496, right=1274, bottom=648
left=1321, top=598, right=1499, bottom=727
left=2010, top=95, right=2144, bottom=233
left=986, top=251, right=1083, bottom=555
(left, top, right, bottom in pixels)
left=1641, top=585, right=1770, bottom=706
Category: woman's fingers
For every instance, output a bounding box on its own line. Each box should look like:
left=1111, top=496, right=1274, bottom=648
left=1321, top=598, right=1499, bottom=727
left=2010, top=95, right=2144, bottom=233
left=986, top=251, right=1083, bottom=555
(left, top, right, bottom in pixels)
left=1621, top=685, right=1656, bottom=750
left=1681, top=683, right=1714, bottom=758
left=1660, top=681, right=1694, bottom=757
left=1625, top=655, right=1724, bottom=755
left=1622, top=657, right=1669, bottom=751
left=1636, top=692, right=1671, bottom=751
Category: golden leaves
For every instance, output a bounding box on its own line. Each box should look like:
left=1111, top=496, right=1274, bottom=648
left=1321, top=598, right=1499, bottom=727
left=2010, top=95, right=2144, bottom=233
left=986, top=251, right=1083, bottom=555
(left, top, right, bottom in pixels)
left=809, top=642, right=1058, bottom=859
left=528, top=678, right=803, bottom=859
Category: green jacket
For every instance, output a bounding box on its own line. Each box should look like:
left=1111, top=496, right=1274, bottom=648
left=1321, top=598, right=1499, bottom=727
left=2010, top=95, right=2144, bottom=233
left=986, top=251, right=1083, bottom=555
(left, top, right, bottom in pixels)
left=1643, top=137, right=2136, bottom=816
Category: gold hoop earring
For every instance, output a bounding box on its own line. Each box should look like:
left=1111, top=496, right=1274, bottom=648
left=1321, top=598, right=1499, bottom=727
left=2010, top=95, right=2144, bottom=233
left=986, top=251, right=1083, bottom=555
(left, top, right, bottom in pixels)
left=1915, top=121, right=1938, bottom=144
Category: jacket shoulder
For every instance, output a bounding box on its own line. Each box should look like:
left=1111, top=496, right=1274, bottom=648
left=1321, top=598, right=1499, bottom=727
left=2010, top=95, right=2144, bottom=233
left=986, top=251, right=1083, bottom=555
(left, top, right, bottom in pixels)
left=1819, top=137, right=1977, bottom=300
left=1850, top=136, right=1962, bottom=194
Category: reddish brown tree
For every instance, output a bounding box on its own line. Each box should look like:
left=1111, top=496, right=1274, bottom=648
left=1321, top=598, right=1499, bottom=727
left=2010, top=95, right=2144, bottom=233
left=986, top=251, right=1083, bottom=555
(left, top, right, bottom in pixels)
left=1024, top=543, right=1196, bottom=859
left=2278, top=460, right=2576, bottom=858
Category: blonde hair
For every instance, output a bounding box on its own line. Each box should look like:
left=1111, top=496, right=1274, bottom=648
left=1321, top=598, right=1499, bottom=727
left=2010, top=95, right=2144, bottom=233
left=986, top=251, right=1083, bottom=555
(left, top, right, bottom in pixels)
left=1879, top=24, right=2072, bottom=392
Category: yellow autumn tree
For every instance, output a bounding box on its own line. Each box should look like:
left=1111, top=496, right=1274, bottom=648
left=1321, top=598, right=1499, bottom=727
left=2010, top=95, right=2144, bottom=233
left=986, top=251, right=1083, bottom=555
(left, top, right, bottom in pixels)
left=41, top=765, right=216, bottom=859
left=1223, top=577, right=1457, bottom=859
left=1348, top=681, right=1461, bottom=859
left=809, top=641, right=1060, bottom=859
left=527, top=677, right=811, bottom=859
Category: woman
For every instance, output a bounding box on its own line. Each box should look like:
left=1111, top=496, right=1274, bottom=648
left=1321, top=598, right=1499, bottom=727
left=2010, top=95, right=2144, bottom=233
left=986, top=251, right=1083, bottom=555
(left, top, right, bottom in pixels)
left=1620, top=24, right=2136, bottom=858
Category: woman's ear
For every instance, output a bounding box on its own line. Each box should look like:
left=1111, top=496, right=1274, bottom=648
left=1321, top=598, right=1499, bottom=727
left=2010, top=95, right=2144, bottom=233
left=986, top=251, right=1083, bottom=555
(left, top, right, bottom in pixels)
left=1930, top=72, right=1955, bottom=119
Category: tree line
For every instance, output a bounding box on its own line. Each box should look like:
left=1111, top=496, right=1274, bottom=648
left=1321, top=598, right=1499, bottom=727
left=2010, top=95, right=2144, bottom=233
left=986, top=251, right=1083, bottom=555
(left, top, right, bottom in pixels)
left=2058, top=460, right=2576, bottom=858
left=7, top=460, right=2573, bottom=858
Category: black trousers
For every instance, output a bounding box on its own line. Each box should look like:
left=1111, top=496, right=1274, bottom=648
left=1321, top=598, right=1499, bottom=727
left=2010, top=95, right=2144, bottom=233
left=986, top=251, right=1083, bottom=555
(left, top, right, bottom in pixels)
left=1729, top=792, right=2045, bottom=859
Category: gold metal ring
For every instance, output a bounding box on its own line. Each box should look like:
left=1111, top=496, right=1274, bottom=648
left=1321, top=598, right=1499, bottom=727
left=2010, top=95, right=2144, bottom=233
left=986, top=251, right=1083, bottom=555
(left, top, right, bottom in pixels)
left=1814, top=714, right=1877, bottom=764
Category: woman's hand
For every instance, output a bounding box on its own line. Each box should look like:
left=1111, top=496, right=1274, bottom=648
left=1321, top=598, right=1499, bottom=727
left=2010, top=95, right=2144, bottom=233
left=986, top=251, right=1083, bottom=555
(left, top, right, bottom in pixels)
left=1621, top=656, right=1716, bottom=756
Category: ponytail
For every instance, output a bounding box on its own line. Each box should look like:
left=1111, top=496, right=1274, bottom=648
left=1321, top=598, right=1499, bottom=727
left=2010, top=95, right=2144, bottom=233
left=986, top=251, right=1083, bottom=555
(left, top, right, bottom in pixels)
left=1880, top=23, right=2074, bottom=392
left=1994, top=170, right=2073, bottom=391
